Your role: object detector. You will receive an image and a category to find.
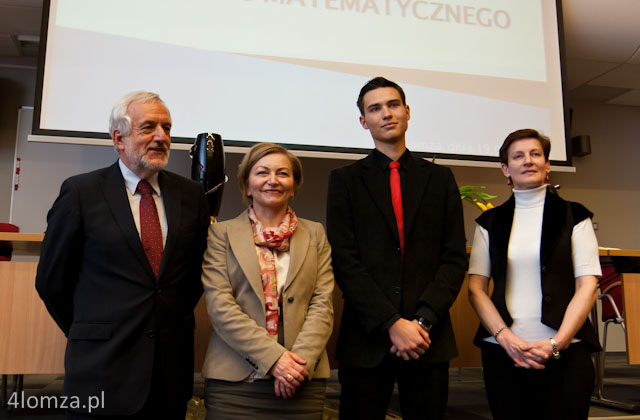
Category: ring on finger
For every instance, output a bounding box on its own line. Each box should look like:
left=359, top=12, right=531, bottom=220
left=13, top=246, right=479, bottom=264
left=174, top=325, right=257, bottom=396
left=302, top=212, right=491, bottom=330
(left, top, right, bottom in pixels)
left=286, top=373, right=293, bottom=381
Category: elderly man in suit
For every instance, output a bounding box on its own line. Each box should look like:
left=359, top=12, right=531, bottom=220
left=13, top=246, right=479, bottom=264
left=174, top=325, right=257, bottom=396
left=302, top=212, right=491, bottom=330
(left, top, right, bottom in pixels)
left=326, top=77, right=468, bottom=420
left=36, top=91, right=210, bottom=419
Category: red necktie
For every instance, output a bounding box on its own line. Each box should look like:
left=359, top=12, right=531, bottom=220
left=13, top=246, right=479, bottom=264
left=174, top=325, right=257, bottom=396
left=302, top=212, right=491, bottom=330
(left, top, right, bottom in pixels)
left=389, top=161, right=404, bottom=255
left=137, top=179, right=163, bottom=277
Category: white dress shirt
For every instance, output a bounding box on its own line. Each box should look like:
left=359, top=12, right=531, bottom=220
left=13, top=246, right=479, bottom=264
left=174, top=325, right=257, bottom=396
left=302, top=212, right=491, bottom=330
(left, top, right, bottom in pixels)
left=118, top=159, right=168, bottom=247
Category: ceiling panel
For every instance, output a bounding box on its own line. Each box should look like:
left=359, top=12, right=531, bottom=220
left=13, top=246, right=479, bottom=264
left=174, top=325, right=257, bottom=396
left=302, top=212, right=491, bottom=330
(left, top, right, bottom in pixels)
left=606, top=89, right=640, bottom=106
left=589, top=63, right=640, bottom=90
left=565, top=58, right=620, bottom=90
left=0, top=1, right=42, bottom=36
left=628, top=47, right=640, bottom=65
left=567, top=84, right=630, bottom=103
left=562, top=0, right=640, bottom=63
left=0, top=34, right=19, bottom=57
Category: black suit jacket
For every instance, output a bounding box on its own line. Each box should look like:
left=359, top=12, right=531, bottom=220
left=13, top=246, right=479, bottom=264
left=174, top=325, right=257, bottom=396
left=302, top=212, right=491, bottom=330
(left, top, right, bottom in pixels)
left=327, top=150, right=468, bottom=367
left=36, top=162, right=210, bottom=415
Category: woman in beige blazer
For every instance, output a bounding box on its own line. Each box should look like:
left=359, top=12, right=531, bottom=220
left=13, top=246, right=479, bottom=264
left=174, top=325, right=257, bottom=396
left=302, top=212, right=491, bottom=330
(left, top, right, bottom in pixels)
left=201, top=143, right=334, bottom=420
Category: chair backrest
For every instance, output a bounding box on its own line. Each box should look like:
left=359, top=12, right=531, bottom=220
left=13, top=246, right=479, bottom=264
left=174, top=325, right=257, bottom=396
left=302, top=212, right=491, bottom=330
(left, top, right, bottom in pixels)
left=599, top=265, right=623, bottom=321
left=0, top=222, right=19, bottom=261
left=0, top=223, right=19, bottom=233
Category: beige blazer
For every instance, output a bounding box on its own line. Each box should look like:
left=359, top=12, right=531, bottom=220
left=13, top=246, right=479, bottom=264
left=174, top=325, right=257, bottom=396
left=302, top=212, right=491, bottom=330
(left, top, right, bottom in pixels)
left=201, top=210, right=334, bottom=381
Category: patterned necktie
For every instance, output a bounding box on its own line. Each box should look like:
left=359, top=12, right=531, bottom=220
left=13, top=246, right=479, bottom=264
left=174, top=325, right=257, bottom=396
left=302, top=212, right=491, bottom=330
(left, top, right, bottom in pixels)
left=389, top=161, right=404, bottom=255
left=137, top=179, right=163, bottom=277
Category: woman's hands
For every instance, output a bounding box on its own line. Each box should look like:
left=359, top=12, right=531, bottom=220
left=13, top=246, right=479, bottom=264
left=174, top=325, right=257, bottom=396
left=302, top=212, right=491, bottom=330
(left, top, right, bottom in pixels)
left=528, top=339, right=555, bottom=361
left=496, top=329, right=550, bottom=369
left=272, top=350, right=309, bottom=399
left=469, top=274, right=554, bottom=370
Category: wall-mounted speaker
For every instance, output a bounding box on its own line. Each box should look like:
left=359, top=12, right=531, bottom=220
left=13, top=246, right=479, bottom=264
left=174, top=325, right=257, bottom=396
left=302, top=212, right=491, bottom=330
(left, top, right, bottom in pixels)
left=571, top=135, right=591, bottom=157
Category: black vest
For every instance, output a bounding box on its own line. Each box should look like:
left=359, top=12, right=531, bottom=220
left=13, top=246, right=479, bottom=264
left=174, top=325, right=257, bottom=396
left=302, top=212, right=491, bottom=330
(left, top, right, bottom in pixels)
left=473, top=188, right=601, bottom=351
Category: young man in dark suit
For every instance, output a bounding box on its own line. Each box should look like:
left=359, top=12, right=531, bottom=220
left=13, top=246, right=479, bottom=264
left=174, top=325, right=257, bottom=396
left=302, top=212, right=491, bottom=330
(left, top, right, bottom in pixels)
left=36, top=91, right=210, bottom=419
left=327, top=77, right=468, bottom=419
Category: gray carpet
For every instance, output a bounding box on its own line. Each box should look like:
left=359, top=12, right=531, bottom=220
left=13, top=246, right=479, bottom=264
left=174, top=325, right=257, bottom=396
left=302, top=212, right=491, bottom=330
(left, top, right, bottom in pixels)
left=2, top=353, right=639, bottom=419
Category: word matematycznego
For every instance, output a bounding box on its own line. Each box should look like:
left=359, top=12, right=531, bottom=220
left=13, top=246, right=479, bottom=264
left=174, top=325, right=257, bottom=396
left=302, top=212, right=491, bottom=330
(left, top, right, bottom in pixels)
left=252, top=0, right=511, bottom=29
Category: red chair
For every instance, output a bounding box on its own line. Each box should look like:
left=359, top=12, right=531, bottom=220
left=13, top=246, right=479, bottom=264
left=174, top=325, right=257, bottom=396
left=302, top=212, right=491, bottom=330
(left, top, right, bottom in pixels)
left=597, top=264, right=626, bottom=369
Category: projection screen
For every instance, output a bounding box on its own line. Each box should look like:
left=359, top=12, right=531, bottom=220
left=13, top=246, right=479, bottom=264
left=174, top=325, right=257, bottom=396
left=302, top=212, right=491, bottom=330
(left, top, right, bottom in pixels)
left=33, top=0, right=571, bottom=164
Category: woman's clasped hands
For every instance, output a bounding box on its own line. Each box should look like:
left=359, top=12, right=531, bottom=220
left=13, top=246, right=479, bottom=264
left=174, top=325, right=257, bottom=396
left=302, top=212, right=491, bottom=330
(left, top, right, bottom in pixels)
left=496, top=328, right=553, bottom=370
left=272, top=350, right=309, bottom=399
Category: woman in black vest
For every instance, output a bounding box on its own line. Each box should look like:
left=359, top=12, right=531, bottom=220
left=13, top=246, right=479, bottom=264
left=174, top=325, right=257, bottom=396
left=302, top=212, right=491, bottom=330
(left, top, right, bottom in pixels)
left=468, top=129, right=601, bottom=420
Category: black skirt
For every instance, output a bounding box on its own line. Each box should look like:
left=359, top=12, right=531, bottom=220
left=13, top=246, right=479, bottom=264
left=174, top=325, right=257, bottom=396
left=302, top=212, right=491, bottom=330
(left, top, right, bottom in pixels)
left=205, top=378, right=326, bottom=420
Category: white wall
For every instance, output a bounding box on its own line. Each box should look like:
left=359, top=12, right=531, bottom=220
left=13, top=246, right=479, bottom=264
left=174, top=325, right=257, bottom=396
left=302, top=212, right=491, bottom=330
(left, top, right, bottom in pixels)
left=0, top=67, right=37, bottom=222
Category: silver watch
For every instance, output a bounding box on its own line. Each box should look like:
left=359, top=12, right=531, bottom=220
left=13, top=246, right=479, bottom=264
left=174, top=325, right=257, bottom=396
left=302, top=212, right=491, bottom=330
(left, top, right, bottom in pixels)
left=549, top=338, right=561, bottom=359
left=416, top=317, right=432, bottom=333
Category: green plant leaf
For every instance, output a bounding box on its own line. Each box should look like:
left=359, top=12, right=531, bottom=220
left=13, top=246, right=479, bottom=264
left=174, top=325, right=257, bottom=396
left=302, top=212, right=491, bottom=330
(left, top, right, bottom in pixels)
left=472, top=192, right=498, bottom=200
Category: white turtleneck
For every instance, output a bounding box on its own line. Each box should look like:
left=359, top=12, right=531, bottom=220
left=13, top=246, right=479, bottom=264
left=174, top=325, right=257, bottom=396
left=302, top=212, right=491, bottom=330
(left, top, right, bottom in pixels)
left=469, top=185, right=601, bottom=344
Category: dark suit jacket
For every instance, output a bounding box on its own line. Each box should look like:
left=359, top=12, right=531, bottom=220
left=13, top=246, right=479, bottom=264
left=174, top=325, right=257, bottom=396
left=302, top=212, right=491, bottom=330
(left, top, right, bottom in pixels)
left=327, top=150, right=468, bottom=367
left=36, top=162, right=210, bottom=415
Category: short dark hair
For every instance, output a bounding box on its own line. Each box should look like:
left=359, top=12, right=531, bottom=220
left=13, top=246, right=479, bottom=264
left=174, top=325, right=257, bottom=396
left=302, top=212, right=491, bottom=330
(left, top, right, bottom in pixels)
left=357, top=77, right=406, bottom=115
left=499, top=128, right=551, bottom=165
left=237, top=143, right=303, bottom=207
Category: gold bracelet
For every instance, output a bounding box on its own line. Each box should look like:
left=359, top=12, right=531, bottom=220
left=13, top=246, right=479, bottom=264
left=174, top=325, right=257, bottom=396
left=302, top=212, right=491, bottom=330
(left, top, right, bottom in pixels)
left=493, top=326, right=508, bottom=338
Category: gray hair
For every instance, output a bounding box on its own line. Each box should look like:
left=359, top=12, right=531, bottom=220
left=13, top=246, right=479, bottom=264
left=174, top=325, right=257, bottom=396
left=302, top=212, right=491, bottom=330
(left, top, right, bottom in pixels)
left=108, top=91, right=166, bottom=138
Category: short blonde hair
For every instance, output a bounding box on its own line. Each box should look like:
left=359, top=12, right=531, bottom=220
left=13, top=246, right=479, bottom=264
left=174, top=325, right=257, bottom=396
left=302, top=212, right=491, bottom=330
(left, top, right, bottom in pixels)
left=237, top=143, right=303, bottom=206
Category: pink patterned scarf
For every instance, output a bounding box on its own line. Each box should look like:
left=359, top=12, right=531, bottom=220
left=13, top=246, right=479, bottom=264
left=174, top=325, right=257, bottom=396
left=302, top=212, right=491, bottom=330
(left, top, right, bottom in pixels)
left=248, top=207, right=298, bottom=336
